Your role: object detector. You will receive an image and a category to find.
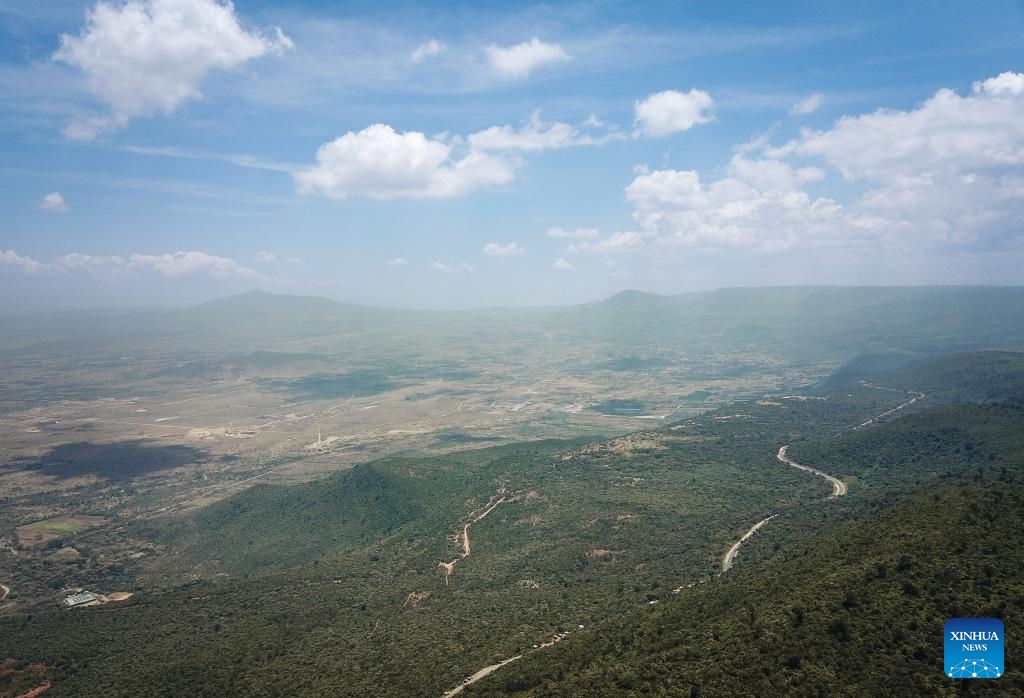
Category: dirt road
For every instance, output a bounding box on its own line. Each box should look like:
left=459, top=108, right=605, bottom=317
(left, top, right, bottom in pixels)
left=439, top=495, right=507, bottom=584
left=855, top=386, right=925, bottom=429
left=721, top=515, right=778, bottom=572
left=723, top=386, right=924, bottom=572
left=443, top=655, right=523, bottom=696
left=777, top=445, right=847, bottom=498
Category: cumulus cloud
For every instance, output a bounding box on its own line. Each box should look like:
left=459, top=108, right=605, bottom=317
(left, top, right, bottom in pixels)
left=624, top=160, right=840, bottom=250
left=469, top=112, right=609, bottom=152
left=386, top=257, right=409, bottom=267
left=128, top=251, right=259, bottom=279
left=599, top=72, right=1024, bottom=260
left=410, top=39, right=444, bottom=63
left=485, top=38, right=569, bottom=78
left=39, top=192, right=69, bottom=212
left=1, top=248, right=258, bottom=280
left=482, top=241, right=525, bottom=256
left=634, top=89, right=714, bottom=137
left=255, top=250, right=276, bottom=262
left=975, top=72, right=1024, bottom=97
left=55, top=253, right=126, bottom=271
left=294, top=124, right=515, bottom=199
left=460, top=261, right=476, bottom=272
left=552, top=257, right=573, bottom=270
left=791, top=93, right=823, bottom=115
left=54, top=0, right=293, bottom=139
left=768, top=72, right=1024, bottom=180
left=0, top=250, right=44, bottom=273
left=430, top=261, right=450, bottom=271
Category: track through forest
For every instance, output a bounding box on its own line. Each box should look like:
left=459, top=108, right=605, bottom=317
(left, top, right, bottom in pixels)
left=438, top=494, right=507, bottom=585
left=442, top=385, right=926, bottom=694
left=721, top=385, right=925, bottom=572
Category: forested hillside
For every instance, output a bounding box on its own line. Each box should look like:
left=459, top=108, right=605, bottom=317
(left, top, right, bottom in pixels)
left=478, top=404, right=1024, bottom=695
left=2, top=352, right=1022, bottom=696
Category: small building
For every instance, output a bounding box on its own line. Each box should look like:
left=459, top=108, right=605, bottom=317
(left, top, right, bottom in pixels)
left=63, top=591, right=97, bottom=607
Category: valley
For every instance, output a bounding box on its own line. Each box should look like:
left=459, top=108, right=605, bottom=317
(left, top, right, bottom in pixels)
left=1, top=290, right=1023, bottom=696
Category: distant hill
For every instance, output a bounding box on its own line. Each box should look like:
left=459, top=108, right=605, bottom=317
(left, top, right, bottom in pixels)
left=815, top=352, right=922, bottom=391
left=553, top=286, right=1024, bottom=361
left=4, top=286, right=1024, bottom=371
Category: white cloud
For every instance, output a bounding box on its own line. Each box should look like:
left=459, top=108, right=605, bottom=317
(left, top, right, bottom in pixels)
left=294, top=124, right=515, bottom=199
left=974, top=71, right=1024, bottom=97
left=39, top=191, right=69, bottom=212
left=255, top=250, right=276, bottom=262
left=0, top=250, right=44, bottom=273
left=54, top=0, right=293, bottom=139
left=128, top=250, right=259, bottom=279
left=552, top=257, right=573, bottom=270
left=634, top=89, right=714, bottom=137
left=623, top=157, right=842, bottom=250
left=55, top=253, right=125, bottom=271
left=285, top=256, right=302, bottom=264
left=386, top=257, right=409, bottom=267
left=410, top=39, right=444, bottom=63
left=482, top=241, right=525, bottom=256
left=460, top=261, right=476, bottom=272
left=469, top=112, right=606, bottom=152
left=547, top=227, right=600, bottom=239
left=485, top=38, right=569, bottom=78
left=791, top=93, right=824, bottom=115
left=2, top=248, right=258, bottom=280
left=430, top=261, right=450, bottom=271
left=593, top=231, right=646, bottom=252
left=604, top=72, right=1024, bottom=260
left=768, top=72, right=1024, bottom=180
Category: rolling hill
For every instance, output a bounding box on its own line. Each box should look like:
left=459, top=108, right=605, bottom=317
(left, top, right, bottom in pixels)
left=2, top=352, right=1022, bottom=695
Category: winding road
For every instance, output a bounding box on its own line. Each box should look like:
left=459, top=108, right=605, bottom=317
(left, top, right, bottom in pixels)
left=438, top=495, right=507, bottom=585
left=445, top=384, right=927, bottom=691
left=721, top=385, right=924, bottom=572
left=776, top=445, right=847, bottom=498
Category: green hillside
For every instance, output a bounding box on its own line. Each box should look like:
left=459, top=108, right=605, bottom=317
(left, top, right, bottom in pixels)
left=2, top=352, right=1022, bottom=696
left=480, top=405, right=1024, bottom=696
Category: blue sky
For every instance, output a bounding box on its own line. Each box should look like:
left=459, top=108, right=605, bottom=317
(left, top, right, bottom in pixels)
left=1, top=0, right=1023, bottom=309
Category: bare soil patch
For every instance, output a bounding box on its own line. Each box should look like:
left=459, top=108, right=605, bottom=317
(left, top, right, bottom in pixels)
left=14, top=515, right=106, bottom=548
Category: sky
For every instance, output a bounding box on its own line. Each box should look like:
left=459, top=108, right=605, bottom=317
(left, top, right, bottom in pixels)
left=1, top=0, right=1023, bottom=310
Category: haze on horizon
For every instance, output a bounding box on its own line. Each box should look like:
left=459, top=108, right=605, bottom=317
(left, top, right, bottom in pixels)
left=1, top=1, right=1023, bottom=311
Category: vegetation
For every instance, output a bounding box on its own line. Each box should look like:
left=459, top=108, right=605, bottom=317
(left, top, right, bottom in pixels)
left=479, top=404, right=1024, bottom=695
left=1, top=350, right=1022, bottom=696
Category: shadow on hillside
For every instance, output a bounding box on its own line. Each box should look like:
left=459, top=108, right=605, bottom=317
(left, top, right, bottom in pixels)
left=11, top=439, right=209, bottom=480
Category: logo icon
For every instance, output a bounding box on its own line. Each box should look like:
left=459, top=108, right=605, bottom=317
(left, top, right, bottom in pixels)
left=945, top=618, right=1004, bottom=679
